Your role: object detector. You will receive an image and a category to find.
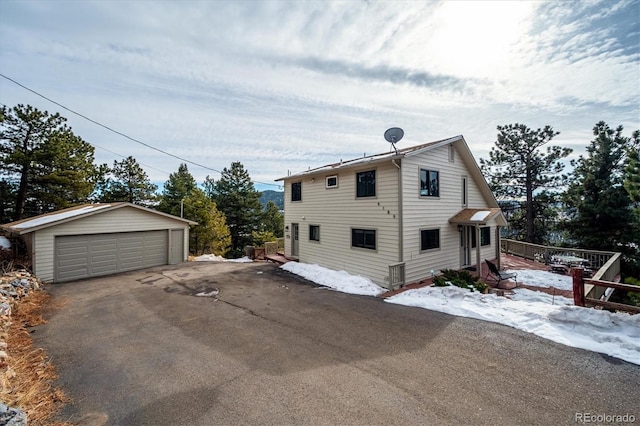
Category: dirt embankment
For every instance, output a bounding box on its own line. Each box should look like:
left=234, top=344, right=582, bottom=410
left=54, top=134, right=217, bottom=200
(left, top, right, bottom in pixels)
left=1, top=270, right=69, bottom=425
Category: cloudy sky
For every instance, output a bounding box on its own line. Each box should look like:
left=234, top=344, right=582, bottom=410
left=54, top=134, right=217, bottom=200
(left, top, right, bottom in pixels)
left=1, top=0, right=638, bottom=191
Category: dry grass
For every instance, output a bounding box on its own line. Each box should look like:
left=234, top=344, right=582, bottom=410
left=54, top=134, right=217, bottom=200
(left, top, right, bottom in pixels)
left=1, top=290, right=71, bottom=426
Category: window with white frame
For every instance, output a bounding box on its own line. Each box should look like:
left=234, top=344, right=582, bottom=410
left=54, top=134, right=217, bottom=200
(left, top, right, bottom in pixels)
left=326, top=175, right=338, bottom=188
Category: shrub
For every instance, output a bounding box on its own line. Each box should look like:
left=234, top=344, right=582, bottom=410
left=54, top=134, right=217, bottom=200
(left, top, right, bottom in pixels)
left=436, top=269, right=486, bottom=293
left=623, top=277, right=640, bottom=307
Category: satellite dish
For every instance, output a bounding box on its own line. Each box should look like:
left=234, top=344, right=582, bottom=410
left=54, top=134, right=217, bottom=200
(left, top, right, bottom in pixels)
left=384, top=127, right=404, bottom=154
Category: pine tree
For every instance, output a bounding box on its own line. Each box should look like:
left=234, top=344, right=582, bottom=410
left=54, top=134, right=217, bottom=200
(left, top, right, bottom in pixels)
left=99, top=156, right=157, bottom=205
left=158, top=163, right=197, bottom=217
left=211, top=162, right=262, bottom=257
left=260, top=201, right=284, bottom=238
left=624, top=131, right=640, bottom=203
left=480, top=123, right=570, bottom=243
left=0, top=104, right=98, bottom=220
left=563, top=122, right=638, bottom=255
left=29, top=128, right=98, bottom=212
left=182, top=189, right=231, bottom=256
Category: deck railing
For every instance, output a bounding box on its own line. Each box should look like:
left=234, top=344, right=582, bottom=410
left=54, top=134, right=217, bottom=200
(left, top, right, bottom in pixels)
left=501, top=239, right=617, bottom=270
left=264, top=241, right=278, bottom=256
left=583, top=252, right=622, bottom=301
left=388, top=262, right=406, bottom=289
left=276, top=237, right=285, bottom=251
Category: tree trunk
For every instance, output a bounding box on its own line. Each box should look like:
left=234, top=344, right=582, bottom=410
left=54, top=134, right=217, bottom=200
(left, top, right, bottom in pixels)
left=13, top=126, right=34, bottom=221
left=525, top=168, right=535, bottom=243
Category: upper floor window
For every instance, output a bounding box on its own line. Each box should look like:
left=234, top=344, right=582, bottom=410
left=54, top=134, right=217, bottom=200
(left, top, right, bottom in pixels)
left=420, top=169, right=439, bottom=197
left=462, top=176, right=468, bottom=207
left=356, top=170, right=376, bottom=197
left=326, top=175, right=338, bottom=189
left=291, top=182, right=302, bottom=202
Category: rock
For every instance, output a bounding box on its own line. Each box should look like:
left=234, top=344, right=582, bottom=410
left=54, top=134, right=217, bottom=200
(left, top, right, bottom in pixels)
left=0, top=403, right=27, bottom=426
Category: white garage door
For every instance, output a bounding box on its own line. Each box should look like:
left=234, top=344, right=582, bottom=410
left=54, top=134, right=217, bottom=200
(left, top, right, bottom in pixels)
left=55, top=231, right=168, bottom=282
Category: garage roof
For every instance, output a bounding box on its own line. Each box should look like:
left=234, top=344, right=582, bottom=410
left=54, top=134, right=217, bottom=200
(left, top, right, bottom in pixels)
left=1, top=203, right=197, bottom=235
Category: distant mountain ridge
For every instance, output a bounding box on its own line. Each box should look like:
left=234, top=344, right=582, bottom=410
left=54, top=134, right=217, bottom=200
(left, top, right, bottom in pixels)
left=260, top=190, right=284, bottom=210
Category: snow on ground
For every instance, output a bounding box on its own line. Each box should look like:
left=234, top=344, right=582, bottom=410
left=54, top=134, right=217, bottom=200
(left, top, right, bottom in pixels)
left=279, top=262, right=639, bottom=365
left=387, top=286, right=640, bottom=365
left=0, top=236, right=10, bottom=250
left=193, top=254, right=253, bottom=263
left=280, top=262, right=385, bottom=297
left=508, top=269, right=573, bottom=291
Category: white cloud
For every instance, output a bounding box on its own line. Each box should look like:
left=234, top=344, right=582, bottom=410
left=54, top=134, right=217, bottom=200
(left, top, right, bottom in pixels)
left=0, top=0, right=637, bottom=185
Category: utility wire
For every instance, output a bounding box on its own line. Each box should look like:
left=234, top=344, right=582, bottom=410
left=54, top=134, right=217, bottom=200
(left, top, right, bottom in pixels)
left=0, top=73, right=281, bottom=187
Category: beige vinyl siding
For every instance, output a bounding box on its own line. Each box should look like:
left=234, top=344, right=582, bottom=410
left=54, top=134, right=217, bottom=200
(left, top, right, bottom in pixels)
left=401, top=142, right=497, bottom=284
left=283, top=161, right=400, bottom=287
left=32, top=207, right=189, bottom=282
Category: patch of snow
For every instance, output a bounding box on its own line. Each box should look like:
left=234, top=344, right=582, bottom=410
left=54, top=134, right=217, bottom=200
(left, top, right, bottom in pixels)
left=227, top=256, right=253, bottom=263
left=386, top=286, right=640, bottom=365
left=0, top=236, right=10, bottom=250
left=193, top=254, right=253, bottom=263
left=10, top=205, right=112, bottom=229
left=470, top=210, right=490, bottom=221
left=195, top=289, right=219, bottom=297
left=280, top=262, right=385, bottom=297
left=194, top=254, right=226, bottom=262
left=508, top=269, right=573, bottom=291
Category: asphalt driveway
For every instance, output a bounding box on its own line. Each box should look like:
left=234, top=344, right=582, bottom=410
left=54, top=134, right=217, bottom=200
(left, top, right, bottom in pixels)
left=36, top=261, right=638, bottom=425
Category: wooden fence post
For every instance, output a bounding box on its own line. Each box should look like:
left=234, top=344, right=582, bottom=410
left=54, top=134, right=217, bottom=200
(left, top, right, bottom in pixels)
left=572, top=268, right=585, bottom=307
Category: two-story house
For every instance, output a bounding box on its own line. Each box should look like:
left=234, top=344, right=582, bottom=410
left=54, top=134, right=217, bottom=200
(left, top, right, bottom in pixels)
left=275, top=135, right=507, bottom=289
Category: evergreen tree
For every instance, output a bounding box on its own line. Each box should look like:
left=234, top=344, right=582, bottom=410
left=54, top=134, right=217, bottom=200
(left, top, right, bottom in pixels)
left=158, top=163, right=197, bottom=217
left=563, top=122, right=639, bottom=256
left=260, top=201, right=284, bottom=238
left=182, top=189, right=231, bottom=256
left=29, top=128, right=98, bottom=213
left=480, top=123, right=570, bottom=243
left=202, top=175, right=216, bottom=199
left=623, top=132, right=640, bottom=203
left=99, top=156, right=157, bottom=205
left=211, top=162, right=262, bottom=257
left=0, top=104, right=98, bottom=220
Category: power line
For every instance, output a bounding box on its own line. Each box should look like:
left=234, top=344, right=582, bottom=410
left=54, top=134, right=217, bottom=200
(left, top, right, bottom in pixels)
left=0, top=73, right=281, bottom=188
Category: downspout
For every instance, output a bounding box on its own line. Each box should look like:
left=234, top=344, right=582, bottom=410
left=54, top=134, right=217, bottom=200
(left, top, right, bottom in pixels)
left=393, top=159, right=402, bottom=262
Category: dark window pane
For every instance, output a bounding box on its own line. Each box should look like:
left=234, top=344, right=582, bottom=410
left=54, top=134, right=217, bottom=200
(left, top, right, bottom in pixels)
left=421, top=229, right=440, bottom=250
left=481, top=227, right=491, bottom=246
left=420, top=169, right=439, bottom=197
left=326, top=176, right=337, bottom=187
left=310, top=225, right=320, bottom=241
left=352, top=228, right=376, bottom=250
left=291, top=182, right=302, bottom=201
left=356, top=170, right=376, bottom=197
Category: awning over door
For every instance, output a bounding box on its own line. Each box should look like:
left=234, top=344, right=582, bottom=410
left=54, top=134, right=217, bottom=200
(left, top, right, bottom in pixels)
left=448, top=208, right=507, bottom=227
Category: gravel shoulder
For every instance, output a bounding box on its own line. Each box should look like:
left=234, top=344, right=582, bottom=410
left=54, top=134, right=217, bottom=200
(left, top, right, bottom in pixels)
left=36, top=261, right=639, bottom=425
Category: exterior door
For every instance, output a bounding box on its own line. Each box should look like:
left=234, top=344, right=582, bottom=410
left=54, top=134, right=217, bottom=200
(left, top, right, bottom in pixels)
left=291, top=223, right=299, bottom=257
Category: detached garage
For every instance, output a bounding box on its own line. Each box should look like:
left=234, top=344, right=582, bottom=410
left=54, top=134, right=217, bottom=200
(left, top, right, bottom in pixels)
left=1, top=203, right=196, bottom=283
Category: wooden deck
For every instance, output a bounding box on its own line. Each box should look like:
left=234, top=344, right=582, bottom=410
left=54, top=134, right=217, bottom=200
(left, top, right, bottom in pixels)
left=265, top=253, right=297, bottom=265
